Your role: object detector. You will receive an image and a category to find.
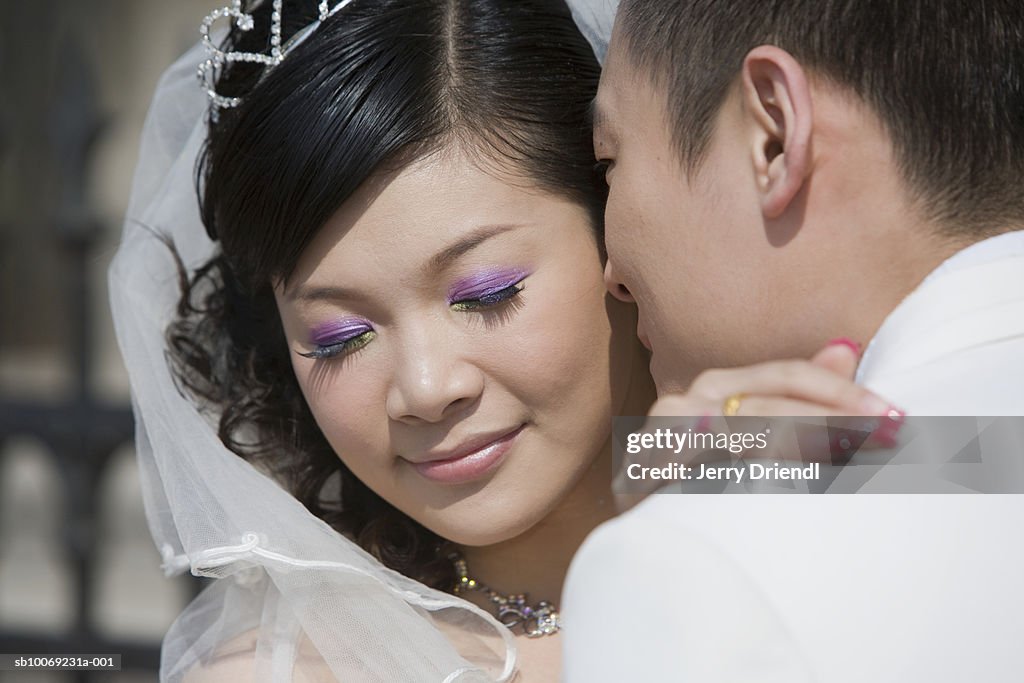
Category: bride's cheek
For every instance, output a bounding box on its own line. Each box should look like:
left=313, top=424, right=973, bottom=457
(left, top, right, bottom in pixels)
left=520, top=288, right=615, bottom=421
left=295, top=369, right=391, bottom=472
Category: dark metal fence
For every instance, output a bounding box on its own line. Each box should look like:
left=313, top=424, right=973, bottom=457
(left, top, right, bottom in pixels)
left=0, top=23, right=189, bottom=682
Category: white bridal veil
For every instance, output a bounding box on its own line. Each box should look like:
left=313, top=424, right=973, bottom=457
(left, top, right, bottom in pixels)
left=109, top=0, right=617, bottom=681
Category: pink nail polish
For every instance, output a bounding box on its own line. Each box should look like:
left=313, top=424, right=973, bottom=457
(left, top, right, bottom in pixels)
left=827, top=337, right=862, bottom=355
left=872, top=407, right=906, bottom=445
left=695, top=413, right=713, bottom=433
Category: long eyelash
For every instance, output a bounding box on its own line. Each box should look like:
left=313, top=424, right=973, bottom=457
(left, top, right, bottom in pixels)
left=298, top=285, right=524, bottom=361
left=477, top=289, right=526, bottom=330
left=450, top=284, right=523, bottom=312
left=298, top=331, right=375, bottom=360
left=452, top=285, right=526, bottom=331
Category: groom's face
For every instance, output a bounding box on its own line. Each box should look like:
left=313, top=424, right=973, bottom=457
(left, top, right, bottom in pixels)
left=594, top=27, right=783, bottom=392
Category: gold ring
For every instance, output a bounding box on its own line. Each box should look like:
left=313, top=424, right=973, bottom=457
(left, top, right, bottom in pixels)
left=722, top=393, right=746, bottom=417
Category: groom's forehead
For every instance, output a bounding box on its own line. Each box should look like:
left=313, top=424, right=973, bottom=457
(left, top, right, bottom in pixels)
left=594, top=45, right=668, bottom=142
left=592, top=38, right=634, bottom=140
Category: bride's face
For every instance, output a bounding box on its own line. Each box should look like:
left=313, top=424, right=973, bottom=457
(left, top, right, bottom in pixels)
left=275, top=148, right=637, bottom=546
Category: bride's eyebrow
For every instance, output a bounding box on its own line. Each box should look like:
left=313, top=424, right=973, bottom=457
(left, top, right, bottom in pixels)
left=285, top=224, right=528, bottom=304
left=427, top=223, right=528, bottom=272
left=285, top=282, right=364, bottom=305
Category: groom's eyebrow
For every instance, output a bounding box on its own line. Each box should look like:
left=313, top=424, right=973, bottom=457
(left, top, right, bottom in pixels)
left=589, top=99, right=615, bottom=147
left=588, top=100, right=605, bottom=131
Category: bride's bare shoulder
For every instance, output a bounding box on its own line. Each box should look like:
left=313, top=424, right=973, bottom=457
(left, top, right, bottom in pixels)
left=181, top=629, right=259, bottom=683
left=182, top=629, right=337, bottom=682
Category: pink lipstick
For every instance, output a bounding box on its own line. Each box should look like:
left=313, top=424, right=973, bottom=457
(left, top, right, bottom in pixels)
left=409, top=425, right=524, bottom=484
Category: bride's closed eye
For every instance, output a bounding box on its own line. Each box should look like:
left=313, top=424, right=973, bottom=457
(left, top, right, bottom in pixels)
left=299, top=319, right=376, bottom=360
left=299, top=269, right=531, bottom=361
left=450, top=282, right=524, bottom=311
left=448, top=267, right=530, bottom=312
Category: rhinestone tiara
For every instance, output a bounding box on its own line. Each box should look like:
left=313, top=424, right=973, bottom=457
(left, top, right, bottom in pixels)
left=198, top=0, right=356, bottom=109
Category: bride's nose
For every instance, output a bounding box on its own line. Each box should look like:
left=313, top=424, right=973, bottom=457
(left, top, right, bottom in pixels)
left=385, top=329, right=484, bottom=424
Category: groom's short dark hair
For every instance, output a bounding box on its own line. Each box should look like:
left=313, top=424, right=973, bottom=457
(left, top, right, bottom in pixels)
left=616, top=0, right=1024, bottom=236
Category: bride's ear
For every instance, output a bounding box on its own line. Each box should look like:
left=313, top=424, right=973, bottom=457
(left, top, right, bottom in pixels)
left=741, top=46, right=813, bottom=219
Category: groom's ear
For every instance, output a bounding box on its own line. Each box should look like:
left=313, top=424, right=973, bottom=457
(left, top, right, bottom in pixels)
left=740, top=46, right=813, bottom=219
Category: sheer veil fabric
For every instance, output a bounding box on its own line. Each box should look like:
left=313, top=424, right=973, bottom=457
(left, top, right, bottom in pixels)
left=567, top=0, right=618, bottom=64
left=109, top=1, right=617, bottom=681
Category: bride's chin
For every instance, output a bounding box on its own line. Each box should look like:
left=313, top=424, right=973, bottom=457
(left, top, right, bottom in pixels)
left=412, top=495, right=558, bottom=547
left=428, top=513, right=547, bottom=548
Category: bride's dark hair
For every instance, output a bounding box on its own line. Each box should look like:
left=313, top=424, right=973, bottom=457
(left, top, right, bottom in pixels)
left=168, top=0, right=604, bottom=590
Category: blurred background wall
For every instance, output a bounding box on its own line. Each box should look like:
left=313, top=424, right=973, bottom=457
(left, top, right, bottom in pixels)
left=1, top=2, right=223, bottom=680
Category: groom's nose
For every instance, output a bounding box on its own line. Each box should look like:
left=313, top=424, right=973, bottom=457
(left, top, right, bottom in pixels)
left=604, top=259, right=636, bottom=303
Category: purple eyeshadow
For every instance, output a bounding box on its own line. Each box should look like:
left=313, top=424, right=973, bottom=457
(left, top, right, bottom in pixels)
left=310, top=318, right=373, bottom=345
left=447, top=267, right=531, bottom=303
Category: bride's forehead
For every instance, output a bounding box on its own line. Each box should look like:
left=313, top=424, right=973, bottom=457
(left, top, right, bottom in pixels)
left=313, top=152, right=551, bottom=245
left=281, top=167, right=590, bottom=294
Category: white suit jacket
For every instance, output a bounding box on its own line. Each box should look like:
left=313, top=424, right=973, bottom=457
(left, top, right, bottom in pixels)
left=563, top=232, right=1024, bottom=682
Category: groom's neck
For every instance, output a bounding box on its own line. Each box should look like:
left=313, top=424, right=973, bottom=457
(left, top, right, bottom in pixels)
left=788, top=131, right=978, bottom=360
left=839, top=221, right=962, bottom=352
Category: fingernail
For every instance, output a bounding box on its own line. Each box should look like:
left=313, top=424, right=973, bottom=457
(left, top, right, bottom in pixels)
left=827, top=337, right=862, bottom=355
left=695, top=413, right=713, bottom=433
left=872, top=407, right=906, bottom=446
